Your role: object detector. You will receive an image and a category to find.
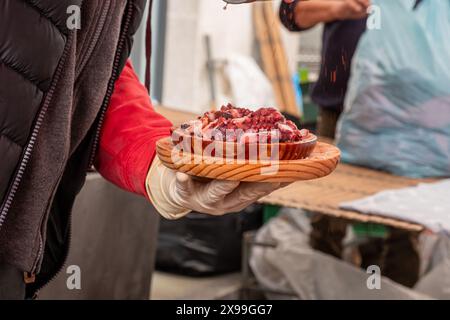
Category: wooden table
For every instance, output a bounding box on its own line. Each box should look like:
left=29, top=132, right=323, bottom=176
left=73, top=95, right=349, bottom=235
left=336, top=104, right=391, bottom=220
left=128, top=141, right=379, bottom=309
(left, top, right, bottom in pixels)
left=155, top=105, right=197, bottom=126
left=260, top=162, right=432, bottom=232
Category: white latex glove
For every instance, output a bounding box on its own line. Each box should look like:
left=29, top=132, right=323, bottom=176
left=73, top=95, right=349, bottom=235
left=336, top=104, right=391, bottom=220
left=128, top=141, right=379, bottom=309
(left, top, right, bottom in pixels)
left=146, top=158, right=284, bottom=220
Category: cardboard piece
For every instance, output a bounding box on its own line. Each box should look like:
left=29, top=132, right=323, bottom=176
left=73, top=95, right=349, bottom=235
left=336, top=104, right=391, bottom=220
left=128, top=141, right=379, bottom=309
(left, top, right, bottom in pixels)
left=260, top=163, right=434, bottom=232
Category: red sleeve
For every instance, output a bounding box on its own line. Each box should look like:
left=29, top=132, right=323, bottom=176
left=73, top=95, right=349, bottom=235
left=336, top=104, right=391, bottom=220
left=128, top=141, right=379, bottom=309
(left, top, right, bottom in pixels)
left=95, top=60, right=172, bottom=196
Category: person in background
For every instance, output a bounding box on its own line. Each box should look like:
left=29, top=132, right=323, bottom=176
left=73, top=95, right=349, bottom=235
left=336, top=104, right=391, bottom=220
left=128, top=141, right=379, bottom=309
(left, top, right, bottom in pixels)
left=281, top=0, right=368, bottom=137
left=279, top=0, right=420, bottom=287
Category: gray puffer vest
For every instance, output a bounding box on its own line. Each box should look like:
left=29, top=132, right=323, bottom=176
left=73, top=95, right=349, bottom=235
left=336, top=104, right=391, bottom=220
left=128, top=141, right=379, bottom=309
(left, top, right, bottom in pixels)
left=0, top=0, right=149, bottom=296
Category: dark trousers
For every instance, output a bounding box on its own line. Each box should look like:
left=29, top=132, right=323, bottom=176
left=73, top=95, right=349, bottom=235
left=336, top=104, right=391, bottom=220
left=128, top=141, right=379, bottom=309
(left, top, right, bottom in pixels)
left=0, top=262, right=26, bottom=300
left=316, top=107, right=342, bottom=140
left=311, top=107, right=420, bottom=288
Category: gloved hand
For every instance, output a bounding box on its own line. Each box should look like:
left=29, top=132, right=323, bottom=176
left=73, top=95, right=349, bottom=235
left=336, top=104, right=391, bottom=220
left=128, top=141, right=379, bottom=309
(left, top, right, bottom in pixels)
left=146, top=158, right=285, bottom=219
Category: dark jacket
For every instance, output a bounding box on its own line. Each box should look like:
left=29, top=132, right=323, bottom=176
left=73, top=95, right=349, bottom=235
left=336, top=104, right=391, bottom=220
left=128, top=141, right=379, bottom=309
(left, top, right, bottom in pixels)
left=280, top=0, right=366, bottom=110
left=0, top=0, right=148, bottom=297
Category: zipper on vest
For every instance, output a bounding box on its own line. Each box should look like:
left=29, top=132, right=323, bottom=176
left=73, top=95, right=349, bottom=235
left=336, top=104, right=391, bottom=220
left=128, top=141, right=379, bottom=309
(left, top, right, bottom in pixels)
left=29, top=1, right=136, bottom=296
left=88, top=1, right=136, bottom=169
left=24, top=272, right=36, bottom=284
left=0, top=33, right=74, bottom=231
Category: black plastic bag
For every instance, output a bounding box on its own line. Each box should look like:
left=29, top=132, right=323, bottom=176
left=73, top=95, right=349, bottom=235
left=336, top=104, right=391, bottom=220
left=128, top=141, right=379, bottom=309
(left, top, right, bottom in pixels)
left=156, top=204, right=263, bottom=276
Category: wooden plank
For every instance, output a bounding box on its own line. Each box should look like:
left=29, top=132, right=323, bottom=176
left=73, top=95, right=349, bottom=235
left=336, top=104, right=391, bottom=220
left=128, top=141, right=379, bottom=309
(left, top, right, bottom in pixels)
left=261, top=197, right=423, bottom=232
left=253, top=4, right=286, bottom=110
left=262, top=2, right=300, bottom=117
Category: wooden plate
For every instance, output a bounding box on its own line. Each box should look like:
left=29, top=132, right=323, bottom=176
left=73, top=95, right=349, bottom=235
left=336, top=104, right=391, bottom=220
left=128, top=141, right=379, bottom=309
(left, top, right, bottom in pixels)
left=171, top=131, right=318, bottom=160
left=156, top=137, right=341, bottom=183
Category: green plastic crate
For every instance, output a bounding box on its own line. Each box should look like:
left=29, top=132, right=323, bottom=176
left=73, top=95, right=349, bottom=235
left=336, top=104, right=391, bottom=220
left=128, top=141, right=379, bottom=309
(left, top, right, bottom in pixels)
left=263, top=205, right=281, bottom=223
left=353, top=223, right=388, bottom=238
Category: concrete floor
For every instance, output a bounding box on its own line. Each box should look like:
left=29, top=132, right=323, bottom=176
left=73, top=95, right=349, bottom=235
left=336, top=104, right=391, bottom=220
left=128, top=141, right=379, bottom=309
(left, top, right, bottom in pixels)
left=150, top=271, right=242, bottom=300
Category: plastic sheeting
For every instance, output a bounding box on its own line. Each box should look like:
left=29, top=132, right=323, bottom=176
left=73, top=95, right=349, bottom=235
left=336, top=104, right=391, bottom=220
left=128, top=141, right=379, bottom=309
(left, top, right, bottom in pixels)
left=250, top=209, right=450, bottom=300
left=340, top=180, right=450, bottom=235
left=223, top=55, right=277, bottom=110
left=336, top=0, right=450, bottom=178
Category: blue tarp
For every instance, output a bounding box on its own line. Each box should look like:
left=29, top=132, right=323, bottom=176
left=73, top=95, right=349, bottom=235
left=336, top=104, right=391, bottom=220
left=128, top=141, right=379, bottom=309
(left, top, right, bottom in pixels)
left=337, top=0, right=450, bottom=178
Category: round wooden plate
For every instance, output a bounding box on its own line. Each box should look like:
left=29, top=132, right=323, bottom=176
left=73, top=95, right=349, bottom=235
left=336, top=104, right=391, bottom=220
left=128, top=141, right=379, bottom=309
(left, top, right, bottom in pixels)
left=156, top=137, right=341, bottom=183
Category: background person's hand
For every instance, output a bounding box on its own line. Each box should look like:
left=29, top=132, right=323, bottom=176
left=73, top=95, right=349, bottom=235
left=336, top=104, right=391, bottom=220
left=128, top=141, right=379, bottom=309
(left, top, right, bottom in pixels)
left=333, top=0, right=371, bottom=20
left=285, top=0, right=371, bottom=30
left=146, top=158, right=285, bottom=219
